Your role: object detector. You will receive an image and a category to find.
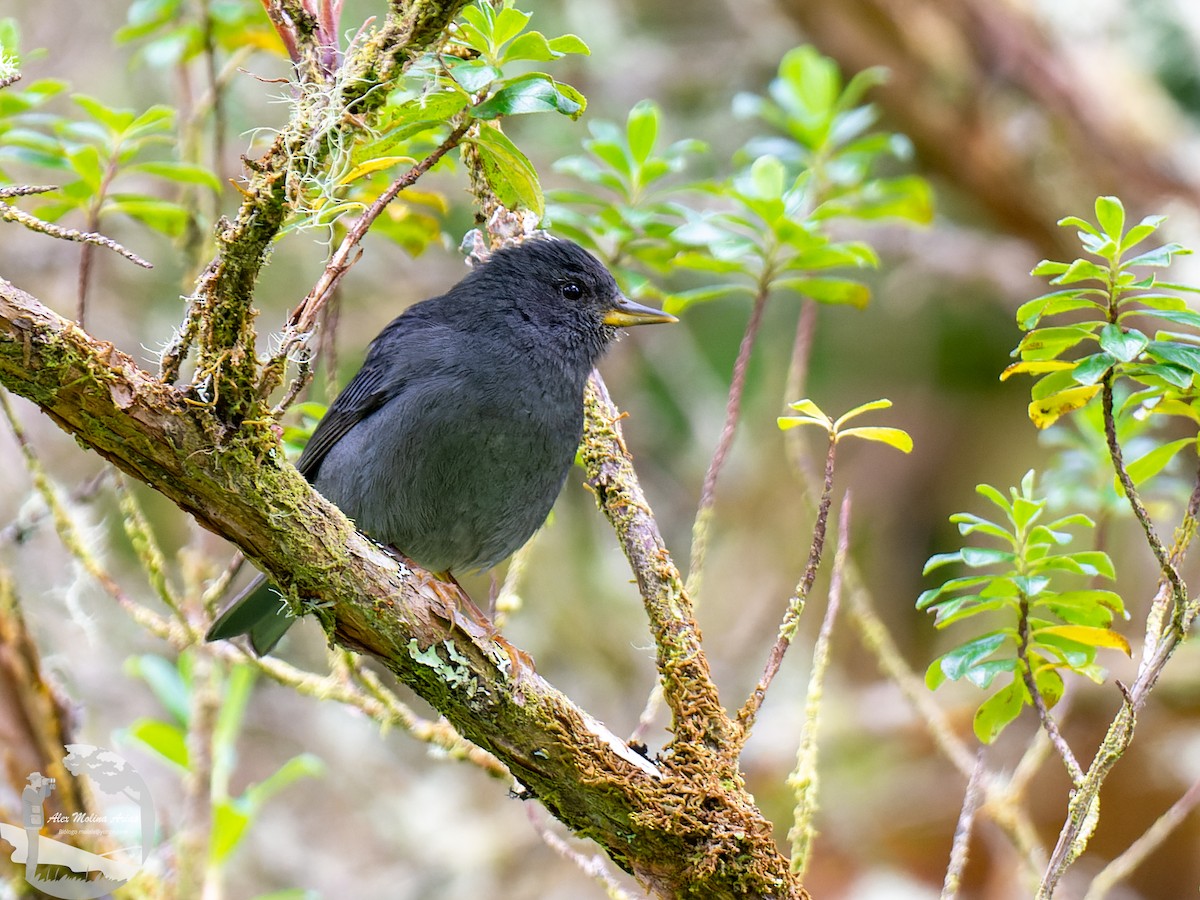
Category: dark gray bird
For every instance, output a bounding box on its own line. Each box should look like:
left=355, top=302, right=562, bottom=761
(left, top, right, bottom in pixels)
left=206, top=237, right=675, bottom=653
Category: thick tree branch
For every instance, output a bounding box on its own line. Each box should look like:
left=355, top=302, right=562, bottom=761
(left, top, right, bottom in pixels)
left=0, top=281, right=808, bottom=899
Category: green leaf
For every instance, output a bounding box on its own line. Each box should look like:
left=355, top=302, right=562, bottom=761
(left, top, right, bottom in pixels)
left=106, top=195, right=188, bottom=235
left=837, top=426, right=912, bottom=453
left=916, top=574, right=994, bottom=610
left=472, top=73, right=585, bottom=120
left=491, top=6, right=533, bottom=48
left=1094, top=195, right=1125, bottom=240
left=66, top=143, right=104, bottom=191
left=950, top=512, right=1012, bottom=542
left=72, top=93, right=135, bottom=134
left=626, top=99, right=659, bottom=166
left=973, top=680, right=1025, bottom=744
left=777, top=414, right=834, bottom=433
left=1147, top=340, right=1200, bottom=375
left=1032, top=259, right=1071, bottom=276
left=210, top=800, right=251, bottom=864
left=1033, top=665, right=1065, bottom=709
left=923, top=550, right=964, bottom=575
left=928, top=631, right=1007, bottom=683
left=126, top=654, right=190, bottom=725
left=1017, top=324, right=1099, bottom=361
left=780, top=276, right=870, bottom=308
left=961, top=547, right=1014, bottom=568
left=1071, top=352, right=1115, bottom=386
left=126, top=717, right=188, bottom=768
left=1057, top=215, right=1101, bottom=237
left=833, top=397, right=892, bottom=426
left=1098, top=324, right=1148, bottom=362
left=1051, top=258, right=1109, bottom=286
left=1120, top=214, right=1166, bottom=253
left=1123, top=243, right=1190, bottom=269
left=1125, top=437, right=1195, bottom=487
left=502, top=31, right=555, bottom=62
left=127, top=159, right=221, bottom=191
left=548, top=33, right=590, bottom=55
left=1138, top=308, right=1200, bottom=331
left=468, top=123, right=543, bottom=215
left=1016, top=289, right=1103, bottom=330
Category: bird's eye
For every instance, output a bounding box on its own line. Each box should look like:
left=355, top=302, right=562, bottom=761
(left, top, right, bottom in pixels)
left=560, top=282, right=583, bottom=301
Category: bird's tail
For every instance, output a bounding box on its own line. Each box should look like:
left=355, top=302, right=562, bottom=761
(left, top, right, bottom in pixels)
left=205, top=573, right=295, bottom=655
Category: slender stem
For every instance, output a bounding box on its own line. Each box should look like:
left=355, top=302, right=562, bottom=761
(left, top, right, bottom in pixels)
left=1016, top=594, right=1083, bottom=783
left=76, top=155, right=122, bottom=327
left=736, top=432, right=836, bottom=737
left=786, top=490, right=851, bottom=876
left=687, top=284, right=771, bottom=598
left=941, top=750, right=988, bottom=900
left=1101, top=377, right=1185, bottom=611
left=526, top=805, right=636, bottom=900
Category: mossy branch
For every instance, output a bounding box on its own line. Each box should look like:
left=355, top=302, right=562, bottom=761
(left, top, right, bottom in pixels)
left=0, top=280, right=809, bottom=899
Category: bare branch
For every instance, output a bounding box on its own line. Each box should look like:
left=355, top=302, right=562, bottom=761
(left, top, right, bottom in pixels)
left=0, top=197, right=152, bottom=269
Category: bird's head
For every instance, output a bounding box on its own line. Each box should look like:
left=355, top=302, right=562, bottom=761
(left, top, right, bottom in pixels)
left=477, top=237, right=676, bottom=355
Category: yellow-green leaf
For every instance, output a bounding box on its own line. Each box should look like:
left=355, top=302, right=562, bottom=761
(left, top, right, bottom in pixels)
left=837, top=426, right=913, bottom=453
left=778, top=415, right=833, bottom=433
left=999, top=359, right=1075, bottom=381
left=833, top=397, right=892, bottom=429
left=1036, top=625, right=1131, bottom=655
left=339, top=155, right=416, bottom=185
left=1028, top=385, right=1101, bottom=429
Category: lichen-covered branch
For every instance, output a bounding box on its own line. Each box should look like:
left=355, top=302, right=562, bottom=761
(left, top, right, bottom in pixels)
left=581, top=373, right=735, bottom=755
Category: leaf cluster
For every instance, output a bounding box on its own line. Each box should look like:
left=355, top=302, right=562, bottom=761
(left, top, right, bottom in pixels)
left=919, top=471, right=1128, bottom=743
left=777, top=396, right=913, bottom=453
left=0, top=19, right=218, bottom=238
left=547, top=44, right=932, bottom=314
left=289, top=0, right=591, bottom=243
left=1007, top=196, right=1200, bottom=490
left=665, top=46, right=931, bottom=313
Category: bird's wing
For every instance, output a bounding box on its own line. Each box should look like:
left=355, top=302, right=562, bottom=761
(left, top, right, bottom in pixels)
left=295, top=314, right=429, bottom=479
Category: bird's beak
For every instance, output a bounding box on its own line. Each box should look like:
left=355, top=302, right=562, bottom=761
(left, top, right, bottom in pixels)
left=603, top=294, right=678, bottom=327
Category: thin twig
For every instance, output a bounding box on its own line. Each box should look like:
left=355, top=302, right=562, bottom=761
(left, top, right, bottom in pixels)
left=786, top=490, right=850, bottom=876
left=686, top=285, right=770, bottom=599
left=1102, top=377, right=1186, bottom=622
left=736, top=432, right=837, bottom=737
left=284, top=120, right=471, bottom=336
left=0, top=70, right=20, bottom=91
left=526, top=805, right=641, bottom=900
left=0, top=197, right=152, bottom=268
left=941, top=750, right=988, bottom=900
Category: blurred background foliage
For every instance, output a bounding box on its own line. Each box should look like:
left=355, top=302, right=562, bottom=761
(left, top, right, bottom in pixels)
left=2, top=0, right=1200, bottom=897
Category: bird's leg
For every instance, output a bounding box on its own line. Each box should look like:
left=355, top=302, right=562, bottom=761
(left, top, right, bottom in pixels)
left=378, top=544, right=533, bottom=676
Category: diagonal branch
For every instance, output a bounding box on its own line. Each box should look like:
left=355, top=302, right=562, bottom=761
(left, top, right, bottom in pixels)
left=0, top=279, right=807, bottom=899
